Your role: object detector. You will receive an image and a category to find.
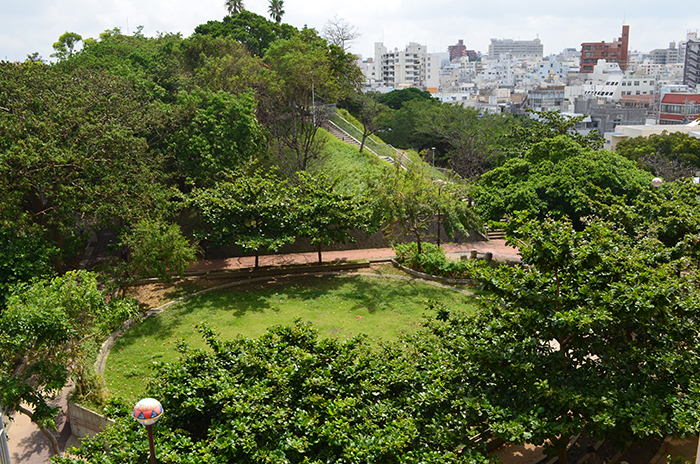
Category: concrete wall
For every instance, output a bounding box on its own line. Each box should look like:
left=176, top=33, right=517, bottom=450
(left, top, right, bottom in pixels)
left=67, top=402, right=114, bottom=439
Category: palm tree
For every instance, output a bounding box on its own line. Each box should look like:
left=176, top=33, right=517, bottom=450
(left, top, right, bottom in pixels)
left=225, top=0, right=244, bottom=15
left=268, top=0, right=284, bottom=23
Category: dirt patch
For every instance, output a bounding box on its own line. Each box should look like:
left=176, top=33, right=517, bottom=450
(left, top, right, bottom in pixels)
left=125, top=278, right=241, bottom=309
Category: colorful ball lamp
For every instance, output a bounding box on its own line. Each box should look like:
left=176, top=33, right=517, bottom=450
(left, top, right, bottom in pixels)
left=133, top=398, right=164, bottom=464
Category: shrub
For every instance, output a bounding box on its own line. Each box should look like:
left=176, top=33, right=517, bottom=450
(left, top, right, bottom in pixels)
left=393, top=242, right=482, bottom=279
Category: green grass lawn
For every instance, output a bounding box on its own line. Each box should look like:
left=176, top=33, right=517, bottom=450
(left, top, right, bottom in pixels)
left=105, top=274, right=478, bottom=401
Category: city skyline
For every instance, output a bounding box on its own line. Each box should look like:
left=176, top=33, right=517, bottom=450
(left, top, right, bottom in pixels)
left=1, top=0, right=699, bottom=63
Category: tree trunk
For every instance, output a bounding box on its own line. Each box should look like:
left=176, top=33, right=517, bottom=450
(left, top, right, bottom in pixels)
left=360, top=132, right=368, bottom=153
left=18, top=405, right=61, bottom=456
left=317, top=243, right=322, bottom=263
left=558, top=445, right=568, bottom=464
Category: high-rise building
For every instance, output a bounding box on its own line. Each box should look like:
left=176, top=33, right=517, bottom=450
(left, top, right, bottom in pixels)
left=488, top=38, right=543, bottom=60
left=684, top=39, right=700, bottom=89
left=580, top=25, right=630, bottom=72
left=363, top=42, right=441, bottom=89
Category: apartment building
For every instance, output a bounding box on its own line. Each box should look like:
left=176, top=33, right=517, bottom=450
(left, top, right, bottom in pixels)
left=580, top=25, right=630, bottom=72
left=488, top=38, right=543, bottom=60
left=649, top=42, right=680, bottom=65
left=684, top=39, right=700, bottom=89
left=363, top=42, right=440, bottom=90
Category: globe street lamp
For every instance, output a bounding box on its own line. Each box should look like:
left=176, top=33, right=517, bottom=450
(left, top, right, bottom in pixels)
left=133, top=398, right=164, bottom=464
left=651, top=177, right=663, bottom=188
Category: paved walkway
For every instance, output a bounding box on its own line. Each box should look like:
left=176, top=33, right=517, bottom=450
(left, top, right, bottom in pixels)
left=188, top=239, right=521, bottom=272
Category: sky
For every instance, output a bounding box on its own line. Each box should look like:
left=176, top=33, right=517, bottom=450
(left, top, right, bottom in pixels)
left=1, top=0, right=699, bottom=63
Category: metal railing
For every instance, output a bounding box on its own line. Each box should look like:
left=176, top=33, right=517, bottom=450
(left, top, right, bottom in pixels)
left=0, top=410, right=11, bottom=464
left=327, top=109, right=465, bottom=183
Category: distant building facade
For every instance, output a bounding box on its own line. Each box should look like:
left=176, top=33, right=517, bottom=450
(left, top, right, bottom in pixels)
left=363, top=42, right=441, bottom=90
left=659, top=93, right=700, bottom=124
left=448, top=39, right=467, bottom=61
left=488, top=38, right=543, bottom=60
left=684, top=39, right=700, bottom=89
left=650, top=42, right=680, bottom=65
left=580, top=25, right=630, bottom=72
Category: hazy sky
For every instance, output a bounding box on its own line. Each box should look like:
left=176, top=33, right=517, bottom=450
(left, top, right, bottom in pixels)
left=1, top=0, right=699, bottom=62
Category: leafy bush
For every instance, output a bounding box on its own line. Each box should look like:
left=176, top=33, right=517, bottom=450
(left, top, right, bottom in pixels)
left=393, top=242, right=482, bottom=279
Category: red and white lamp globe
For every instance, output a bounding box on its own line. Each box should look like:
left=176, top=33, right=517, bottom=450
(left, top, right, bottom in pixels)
left=651, top=177, right=663, bottom=188
left=133, top=398, right=164, bottom=426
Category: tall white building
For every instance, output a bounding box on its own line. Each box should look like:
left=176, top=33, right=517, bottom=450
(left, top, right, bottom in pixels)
left=363, top=42, right=441, bottom=90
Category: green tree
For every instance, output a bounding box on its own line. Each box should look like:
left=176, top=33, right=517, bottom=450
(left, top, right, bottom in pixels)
left=294, top=171, right=375, bottom=262
left=372, top=164, right=480, bottom=254
left=0, top=228, right=56, bottom=309
left=51, top=32, right=82, bottom=61
left=268, top=0, right=285, bottom=23
left=0, top=62, right=171, bottom=266
left=52, top=323, right=493, bottom=464
left=508, top=109, right=603, bottom=154
left=260, top=32, right=363, bottom=171
left=168, top=89, right=267, bottom=187
left=422, top=215, right=700, bottom=463
left=615, top=131, right=700, bottom=181
left=185, top=169, right=297, bottom=267
left=117, top=219, right=198, bottom=286
left=378, top=87, right=434, bottom=110
left=194, top=11, right=298, bottom=58
left=468, top=135, right=652, bottom=226
left=0, top=271, right=138, bottom=455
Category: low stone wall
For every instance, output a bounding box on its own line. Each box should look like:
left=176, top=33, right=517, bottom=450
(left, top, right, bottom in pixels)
left=67, top=402, right=114, bottom=439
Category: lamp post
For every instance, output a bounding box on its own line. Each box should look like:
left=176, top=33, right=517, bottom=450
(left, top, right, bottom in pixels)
left=431, top=147, right=436, bottom=179
left=133, top=398, right=164, bottom=464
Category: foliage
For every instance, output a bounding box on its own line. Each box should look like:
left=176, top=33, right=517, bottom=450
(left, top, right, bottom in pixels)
left=185, top=169, right=297, bottom=266
left=51, top=32, right=82, bottom=61
left=268, top=0, right=285, bottom=23
left=0, top=62, right=171, bottom=265
left=0, top=271, right=139, bottom=454
left=461, top=215, right=700, bottom=462
left=168, top=89, right=267, bottom=187
left=194, top=11, right=298, bottom=58
left=371, top=163, right=481, bottom=254
left=117, top=219, right=198, bottom=285
left=55, top=28, right=185, bottom=102
left=589, top=177, right=700, bottom=262
left=0, top=227, right=56, bottom=308
left=508, top=109, right=603, bottom=154
left=393, top=242, right=483, bottom=279
left=56, top=322, right=491, bottom=464
left=293, top=171, right=376, bottom=261
left=225, top=0, right=244, bottom=14
left=469, top=135, right=652, bottom=226
left=615, top=131, right=700, bottom=181
left=260, top=31, right=363, bottom=172
left=378, top=87, right=435, bottom=110
left=411, top=103, right=511, bottom=179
